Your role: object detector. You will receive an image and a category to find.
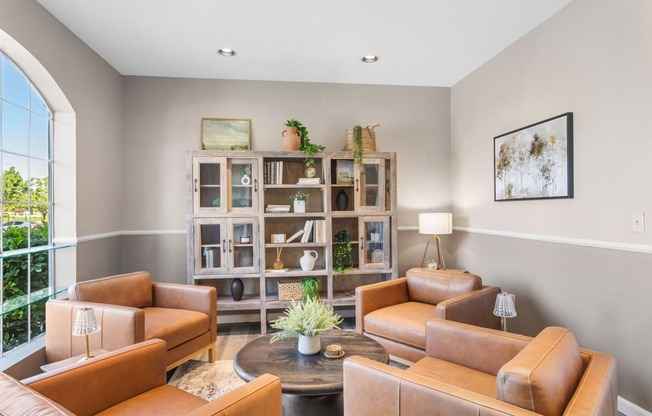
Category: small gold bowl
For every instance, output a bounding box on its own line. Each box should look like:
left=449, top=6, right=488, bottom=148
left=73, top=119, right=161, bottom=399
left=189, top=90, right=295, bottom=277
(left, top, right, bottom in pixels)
left=324, top=344, right=344, bottom=358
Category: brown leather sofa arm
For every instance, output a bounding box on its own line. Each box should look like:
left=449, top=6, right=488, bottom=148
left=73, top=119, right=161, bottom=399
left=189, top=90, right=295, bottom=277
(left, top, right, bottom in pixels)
left=188, top=374, right=282, bottom=416
left=355, top=278, right=409, bottom=334
left=343, top=355, right=538, bottom=416
left=436, top=285, right=502, bottom=330
left=152, top=283, right=217, bottom=341
left=45, top=299, right=145, bottom=363
left=24, top=340, right=167, bottom=416
left=425, top=319, right=531, bottom=375
left=565, top=351, right=618, bottom=415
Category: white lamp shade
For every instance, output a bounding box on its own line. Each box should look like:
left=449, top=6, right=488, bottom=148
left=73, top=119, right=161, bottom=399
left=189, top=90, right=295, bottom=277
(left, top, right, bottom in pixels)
left=493, top=293, right=517, bottom=318
left=418, top=213, right=453, bottom=235
left=72, top=307, right=101, bottom=336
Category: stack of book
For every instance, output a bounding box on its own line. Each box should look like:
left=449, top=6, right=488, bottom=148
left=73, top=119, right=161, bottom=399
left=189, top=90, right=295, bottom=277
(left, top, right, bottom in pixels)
left=297, top=219, right=326, bottom=243
left=265, top=204, right=290, bottom=213
left=297, top=177, right=320, bottom=185
left=264, top=161, right=284, bottom=184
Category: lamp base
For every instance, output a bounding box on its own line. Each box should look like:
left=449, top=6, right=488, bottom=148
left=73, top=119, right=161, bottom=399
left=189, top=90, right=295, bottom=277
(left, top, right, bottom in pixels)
left=76, top=355, right=95, bottom=363
left=421, top=235, right=446, bottom=270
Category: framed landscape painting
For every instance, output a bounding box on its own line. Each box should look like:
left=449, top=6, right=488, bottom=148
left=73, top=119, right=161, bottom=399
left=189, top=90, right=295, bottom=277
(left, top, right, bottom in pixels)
left=494, top=112, right=573, bottom=201
left=201, top=118, right=251, bottom=150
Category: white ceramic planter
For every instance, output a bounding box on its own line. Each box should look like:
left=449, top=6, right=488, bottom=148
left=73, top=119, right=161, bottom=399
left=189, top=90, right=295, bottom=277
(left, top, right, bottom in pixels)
left=297, top=334, right=321, bottom=355
left=293, top=200, right=306, bottom=213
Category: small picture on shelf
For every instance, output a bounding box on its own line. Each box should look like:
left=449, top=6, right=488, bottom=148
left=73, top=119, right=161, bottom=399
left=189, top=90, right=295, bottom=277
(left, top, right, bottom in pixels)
left=336, top=160, right=354, bottom=184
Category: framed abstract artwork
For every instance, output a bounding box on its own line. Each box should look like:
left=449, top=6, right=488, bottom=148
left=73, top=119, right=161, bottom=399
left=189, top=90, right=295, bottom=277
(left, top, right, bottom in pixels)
left=201, top=118, right=251, bottom=150
left=494, top=112, right=573, bottom=201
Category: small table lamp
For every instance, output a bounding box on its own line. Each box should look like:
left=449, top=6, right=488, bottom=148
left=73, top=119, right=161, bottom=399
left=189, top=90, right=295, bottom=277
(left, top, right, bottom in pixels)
left=72, top=307, right=101, bottom=361
left=418, top=213, right=453, bottom=270
left=493, top=292, right=517, bottom=332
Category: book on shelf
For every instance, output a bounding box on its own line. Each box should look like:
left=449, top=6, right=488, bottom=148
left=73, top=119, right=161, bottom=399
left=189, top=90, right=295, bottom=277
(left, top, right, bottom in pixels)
left=286, top=229, right=304, bottom=243
left=264, top=161, right=284, bottom=184
left=297, top=177, right=320, bottom=185
left=300, top=220, right=314, bottom=243
left=265, top=204, right=290, bottom=213
left=312, top=220, right=326, bottom=243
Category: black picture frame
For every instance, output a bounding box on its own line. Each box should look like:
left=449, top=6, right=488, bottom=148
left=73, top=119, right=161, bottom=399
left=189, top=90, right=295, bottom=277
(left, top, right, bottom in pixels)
left=494, top=112, right=573, bottom=201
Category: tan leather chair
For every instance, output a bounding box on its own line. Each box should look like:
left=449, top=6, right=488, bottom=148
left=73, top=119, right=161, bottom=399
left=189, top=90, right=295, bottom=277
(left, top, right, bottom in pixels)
left=46, top=271, right=216, bottom=370
left=344, top=319, right=617, bottom=416
left=356, top=267, right=501, bottom=362
left=0, top=339, right=281, bottom=416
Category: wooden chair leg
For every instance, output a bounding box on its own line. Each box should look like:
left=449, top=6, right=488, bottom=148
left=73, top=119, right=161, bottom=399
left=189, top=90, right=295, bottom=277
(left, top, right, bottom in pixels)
left=208, top=345, right=216, bottom=363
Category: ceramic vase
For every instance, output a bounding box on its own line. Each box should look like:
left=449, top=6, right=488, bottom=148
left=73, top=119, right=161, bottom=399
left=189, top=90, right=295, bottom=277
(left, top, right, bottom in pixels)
left=231, top=278, right=244, bottom=301
left=298, top=334, right=321, bottom=355
left=282, top=127, right=301, bottom=151
left=300, top=250, right=318, bottom=271
left=293, top=200, right=306, bottom=213
left=336, top=189, right=349, bottom=211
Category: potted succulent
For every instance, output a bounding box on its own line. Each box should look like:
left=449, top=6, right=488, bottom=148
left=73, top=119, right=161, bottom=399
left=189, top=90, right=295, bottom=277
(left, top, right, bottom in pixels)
left=270, top=297, right=342, bottom=355
left=284, top=119, right=325, bottom=167
left=290, top=191, right=308, bottom=213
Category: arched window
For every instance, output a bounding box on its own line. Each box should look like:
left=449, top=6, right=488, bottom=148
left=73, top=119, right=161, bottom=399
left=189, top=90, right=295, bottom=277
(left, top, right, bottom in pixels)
left=0, top=53, right=53, bottom=355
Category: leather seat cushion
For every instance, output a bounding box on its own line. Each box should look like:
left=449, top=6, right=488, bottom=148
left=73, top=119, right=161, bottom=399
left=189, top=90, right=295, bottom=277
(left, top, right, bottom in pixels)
left=144, top=307, right=209, bottom=349
left=364, top=302, right=436, bottom=349
left=0, top=373, right=74, bottom=415
left=497, top=327, right=584, bottom=416
left=408, top=356, right=497, bottom=398
left=96, top=385, right=207, bottom=416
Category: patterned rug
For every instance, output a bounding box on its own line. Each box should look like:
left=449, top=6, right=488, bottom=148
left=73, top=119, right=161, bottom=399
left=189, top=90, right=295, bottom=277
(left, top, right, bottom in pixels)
left=169, top=358, right=409, bottom=401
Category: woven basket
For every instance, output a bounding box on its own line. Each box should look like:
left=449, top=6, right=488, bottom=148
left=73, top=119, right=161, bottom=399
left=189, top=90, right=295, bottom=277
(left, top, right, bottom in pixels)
left=278, top=280, right=304, bottom=301
left=343, top=123, right=379, bottom=152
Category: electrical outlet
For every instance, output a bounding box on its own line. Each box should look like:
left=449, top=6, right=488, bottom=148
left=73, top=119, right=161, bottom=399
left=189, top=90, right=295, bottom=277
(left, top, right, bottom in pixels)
left=632, top=212, right=645, bottom=233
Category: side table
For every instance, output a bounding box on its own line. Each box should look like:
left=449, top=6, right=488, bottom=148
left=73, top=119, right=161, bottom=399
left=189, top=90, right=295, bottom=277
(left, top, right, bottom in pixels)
left=41, top=349, right=109, bottom=372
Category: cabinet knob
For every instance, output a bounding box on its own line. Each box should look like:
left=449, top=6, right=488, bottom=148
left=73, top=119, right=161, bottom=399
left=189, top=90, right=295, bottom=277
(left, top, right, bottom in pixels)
left=360, top=236, right=364, bottom=250
left=194, top=178, right=198, bottom=192
left=228, top=239, right=233, bottom=253
left=254, top=179, right=258, bottom=193
left=222, top=239, right=226, bottom=253
left=355, top=178, right=359, bottom=192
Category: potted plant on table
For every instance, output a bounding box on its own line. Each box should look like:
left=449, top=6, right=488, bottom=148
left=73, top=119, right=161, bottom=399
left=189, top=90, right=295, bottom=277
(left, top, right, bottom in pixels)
left=270, top=297, right=342, bottom=355
left=290, top=191, right=308, bottom=213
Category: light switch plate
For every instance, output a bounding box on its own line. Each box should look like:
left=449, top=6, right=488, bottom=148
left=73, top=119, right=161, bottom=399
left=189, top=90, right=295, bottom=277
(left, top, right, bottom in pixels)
left=632, top=212, right=645, bottom=233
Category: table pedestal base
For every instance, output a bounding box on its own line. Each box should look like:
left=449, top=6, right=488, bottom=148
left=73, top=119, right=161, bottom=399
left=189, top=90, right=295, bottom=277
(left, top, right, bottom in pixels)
left=282, top=393, right=342, bottom=416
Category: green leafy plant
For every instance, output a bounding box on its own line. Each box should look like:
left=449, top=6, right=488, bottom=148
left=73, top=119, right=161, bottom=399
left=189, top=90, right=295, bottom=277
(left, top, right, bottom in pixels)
left=333, top=229, right=354, bottom=274
left=300, top=278, right=320, bottom=301
left=212, top=197, right=221, bottom=207
left=290, top=191, right=309, bottom=201
left=352, top=125, right=364, bottom=171
left=285, top=119, right=325, bottom=167
left=240, top=165, right=252, bottom=176
left=270, top=297, right=342, bottom=342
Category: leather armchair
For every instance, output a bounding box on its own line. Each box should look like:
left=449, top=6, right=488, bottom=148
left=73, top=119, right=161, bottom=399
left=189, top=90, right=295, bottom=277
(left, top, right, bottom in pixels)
left=356, top=267, right=501, bottom=362
left=46, top=271, right=217, bottom=370
left=344, top=319, right=617, bottom=416
left=0, top=339, right=281, bottom=416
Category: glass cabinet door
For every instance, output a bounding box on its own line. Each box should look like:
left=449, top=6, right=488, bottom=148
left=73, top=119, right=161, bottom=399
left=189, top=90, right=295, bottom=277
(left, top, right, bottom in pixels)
left=359, top=216, right=390, bottom=269
left=355, top=158, right=385, bottom=212
left=229, top=159, right=258, bottom=212
left=195, top=219, right=227, bottom=274
left=193, top=156, right=227, bottom=214
left=228, top=218, right=259, bottom=273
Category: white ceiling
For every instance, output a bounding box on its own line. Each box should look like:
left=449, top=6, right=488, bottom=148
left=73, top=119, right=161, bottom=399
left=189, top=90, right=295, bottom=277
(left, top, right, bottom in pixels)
left=37, top=0, right=573, bottom=87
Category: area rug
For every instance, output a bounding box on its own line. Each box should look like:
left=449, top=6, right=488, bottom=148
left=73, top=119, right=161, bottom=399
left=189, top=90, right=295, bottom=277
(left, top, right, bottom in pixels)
left=169, top=358, right=409, bottom=401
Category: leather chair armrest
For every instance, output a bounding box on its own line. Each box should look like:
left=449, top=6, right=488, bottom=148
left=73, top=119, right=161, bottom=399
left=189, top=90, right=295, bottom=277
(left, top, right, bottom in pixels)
left=425, top=319, right=531, bottom=375
left=436, top=285, right=502, bottom=330
left=343, top=355, right=537, bottom=416
left=566, top=351, right=618, bottom=415
left=151, top=283, right=217, bottom=342
left=188, top=374, right=282, bottom=416
left=24, top=340, right=167, bottom=416
left=45, top=299, right=145, bottom=363
left=355, top=278, right=409, bottom=334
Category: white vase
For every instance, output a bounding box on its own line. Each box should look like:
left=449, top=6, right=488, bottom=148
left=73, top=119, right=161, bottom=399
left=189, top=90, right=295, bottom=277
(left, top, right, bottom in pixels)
left=293, top=200, right=306, bottom=213
left=300, top=250, right=318, bottom=271
left=298, top=334, right=321, bottom=355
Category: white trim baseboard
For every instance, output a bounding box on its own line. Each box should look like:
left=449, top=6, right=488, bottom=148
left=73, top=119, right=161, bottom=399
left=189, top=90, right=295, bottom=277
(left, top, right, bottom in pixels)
left=619, top=396, right=652, bottom=416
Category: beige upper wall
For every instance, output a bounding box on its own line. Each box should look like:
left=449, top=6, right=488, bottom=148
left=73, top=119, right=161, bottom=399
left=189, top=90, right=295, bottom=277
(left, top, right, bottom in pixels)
left=451, top=0, right=652, bottom=245
left=121, top=77, right=450, bottom=233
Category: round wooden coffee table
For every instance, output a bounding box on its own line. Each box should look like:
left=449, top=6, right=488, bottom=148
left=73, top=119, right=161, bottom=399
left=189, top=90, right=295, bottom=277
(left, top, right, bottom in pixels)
left=234, top=330, right=388, bottom=416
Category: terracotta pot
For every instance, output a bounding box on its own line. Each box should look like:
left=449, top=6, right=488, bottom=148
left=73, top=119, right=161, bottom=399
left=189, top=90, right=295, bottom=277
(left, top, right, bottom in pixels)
left=282, top=126, right=302, bottom=151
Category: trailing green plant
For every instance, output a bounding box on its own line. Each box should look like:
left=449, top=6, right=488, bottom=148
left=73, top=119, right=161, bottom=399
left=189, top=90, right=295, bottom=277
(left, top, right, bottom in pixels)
left=333, top=229, right=353, bottom=274
left=352, top=125, right=364, bottom=172
left=240, top=165, right=252, bottom=176
left=285, top=119, right=325, bottom=167
left=269, top=297, right=342, bottom=342
left=300, top=278, right=320, bottom=301
left=290, top=191, right=309, bottom=201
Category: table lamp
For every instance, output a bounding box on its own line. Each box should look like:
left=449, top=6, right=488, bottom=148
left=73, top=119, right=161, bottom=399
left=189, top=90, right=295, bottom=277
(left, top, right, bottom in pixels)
left=493, top=292, right=517, bottom=332
left=418, top=213, right=453, bottom=270
left=72, top=307, right=101, bottom=361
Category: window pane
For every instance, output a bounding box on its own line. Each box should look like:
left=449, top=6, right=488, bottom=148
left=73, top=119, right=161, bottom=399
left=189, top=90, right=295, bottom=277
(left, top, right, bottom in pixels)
left=31, top=204, right=49, bottom=226
left=3, top=306, right=28, bottom=353
left=3, top=254, right=28, bottom=299
left=30, top=252, right=49, bottom=291
left=2, top=154, right=29, bottom=204
left=2, top=103, right=29, bottom=155
left=2, top=204, right=30, bottom=249
left=30, top=113, right=50, bottom=159
left=30, top=299, right=46, bottom=339
left=2, top=56, right=29, bottom=108
left=30, top=158, right=48, bottom=205
left=30, top=88, right=50, bottom=118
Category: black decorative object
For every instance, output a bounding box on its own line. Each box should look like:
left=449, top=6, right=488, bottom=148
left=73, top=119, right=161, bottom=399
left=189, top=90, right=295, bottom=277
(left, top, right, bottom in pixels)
left=335, top=189, right=349, bottom=211
left=231, top=278, right=244, bottom=301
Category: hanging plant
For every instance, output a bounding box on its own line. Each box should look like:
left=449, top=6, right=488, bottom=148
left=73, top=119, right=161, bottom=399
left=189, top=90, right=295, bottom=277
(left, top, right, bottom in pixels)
left=352, top=125, right=364, bottom=172
left=333, top=230, right=353, bottom=274
left=285, top=119, right=325, bottom=167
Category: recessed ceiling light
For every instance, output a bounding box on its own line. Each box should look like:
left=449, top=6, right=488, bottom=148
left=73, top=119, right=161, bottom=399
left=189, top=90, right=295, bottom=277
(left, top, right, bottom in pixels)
left=218, top=48, right=236, bottom=57
left=361, top=55, right=379, bottom=63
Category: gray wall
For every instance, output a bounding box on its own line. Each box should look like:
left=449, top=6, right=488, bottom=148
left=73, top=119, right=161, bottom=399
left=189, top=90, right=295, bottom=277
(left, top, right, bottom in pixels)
left=121, top=77, right=451, bottom=280
left=451, top=0, right=652, bottom=409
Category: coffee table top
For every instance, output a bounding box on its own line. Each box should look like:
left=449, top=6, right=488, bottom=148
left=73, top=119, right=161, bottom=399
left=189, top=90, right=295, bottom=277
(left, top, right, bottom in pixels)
left=233, top=331, right=388, bottom=395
